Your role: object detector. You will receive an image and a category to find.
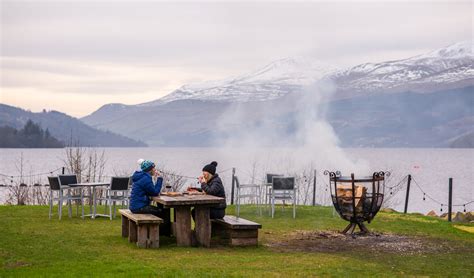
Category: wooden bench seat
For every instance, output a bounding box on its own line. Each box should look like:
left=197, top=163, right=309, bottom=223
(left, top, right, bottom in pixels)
left=119, top=209, right=163, bottom=248
left=211, top=215, right=262, bottom=247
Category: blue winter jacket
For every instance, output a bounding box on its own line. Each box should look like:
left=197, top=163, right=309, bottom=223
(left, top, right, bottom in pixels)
left=130, top=170, right=163, bottom=212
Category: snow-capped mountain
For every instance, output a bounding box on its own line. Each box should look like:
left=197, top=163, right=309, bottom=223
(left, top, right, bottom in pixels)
left=331, top=41, right=473, bottom=97
left=140, top=57, right=337, bottom=105
left=82, top=41, right=474, bottom=148
left=141, top=41, right=473, bottom=105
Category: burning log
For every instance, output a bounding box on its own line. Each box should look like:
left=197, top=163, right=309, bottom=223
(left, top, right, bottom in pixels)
left=336, top=184, right=367, bottom=218
left=325, top=171, right=388, bottom=235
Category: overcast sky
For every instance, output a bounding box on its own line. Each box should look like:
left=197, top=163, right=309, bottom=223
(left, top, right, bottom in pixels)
left=1, top=0, right=472, bottom=117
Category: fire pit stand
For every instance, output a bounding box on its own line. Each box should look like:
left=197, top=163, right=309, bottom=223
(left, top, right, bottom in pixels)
left=324, top=171, right=389, bottom=234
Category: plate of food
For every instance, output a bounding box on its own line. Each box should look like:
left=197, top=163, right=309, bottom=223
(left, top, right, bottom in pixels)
left=183, top=191, right=206, bottom=195
left=161, top=192, right=183, bottom=197
left=183, top=187, right=205, bottom=195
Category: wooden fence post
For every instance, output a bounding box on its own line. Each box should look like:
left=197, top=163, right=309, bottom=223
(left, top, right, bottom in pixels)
left=312, top=169, right=317, bottom=206
left=404, top=174, right=412, bottom=214
left=448, top=178, right=453, bottom=222
left=230, top=168, right=235, bottom=205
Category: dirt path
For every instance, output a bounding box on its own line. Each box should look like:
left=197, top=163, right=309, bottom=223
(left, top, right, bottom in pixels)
left=265, top=230, right=460, bottom=255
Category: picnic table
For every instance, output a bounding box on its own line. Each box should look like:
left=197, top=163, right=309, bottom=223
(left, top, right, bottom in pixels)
left=69, top=182, right=110, bottom=218
left=152, top=194, right=225, bottom=247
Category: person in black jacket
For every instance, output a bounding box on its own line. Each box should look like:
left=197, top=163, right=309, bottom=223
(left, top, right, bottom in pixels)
left=192, top=161, right=226, bottom=219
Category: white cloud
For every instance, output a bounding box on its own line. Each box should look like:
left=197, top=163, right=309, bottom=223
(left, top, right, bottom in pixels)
left=0, top=56, right=236, bottom=116
left=1, top=1, right=472, bottom=116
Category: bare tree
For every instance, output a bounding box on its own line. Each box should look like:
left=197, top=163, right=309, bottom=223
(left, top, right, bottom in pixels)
left=295, top=166, right=315, bottom=205
left=158, top=166, right=188, bottom=192
left=62, top=143, right=107, bottom=205
left=84, top=149, right=107, bottom=182
left=6, top=153, right=29, bottom=205
left=28, top=164, right=49, bottom=205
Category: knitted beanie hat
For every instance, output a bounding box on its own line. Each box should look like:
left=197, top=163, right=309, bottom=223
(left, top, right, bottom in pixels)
left=202, top=161, right=218, bottom=175
left=140, top=160, right=155, bottom=172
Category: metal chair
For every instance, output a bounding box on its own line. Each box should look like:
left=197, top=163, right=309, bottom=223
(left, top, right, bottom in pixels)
left=264, top=173, right=283, bottom=214
left=234, top=176, right=262, bottom=217
left=97, top=177, right=130, bottom=220
left=271, top=177, right=297, bottom=219
left=49, top=176, right=84, bottom=220
left=58, top=174, right=85, bottom=219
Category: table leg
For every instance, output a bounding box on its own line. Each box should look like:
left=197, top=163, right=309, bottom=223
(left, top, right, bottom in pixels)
left=194, top=206, right=211, bottom=247
left=93, top=186, right=97, bottom=219
left=171, top=208, right=177, bottom=237
left=88, top=186, right=92, bottom=214
left=174, top=206, right=192, bottom=247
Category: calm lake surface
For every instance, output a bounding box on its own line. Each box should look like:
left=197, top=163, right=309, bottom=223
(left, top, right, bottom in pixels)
left=0, top=147, right=472, bottom=214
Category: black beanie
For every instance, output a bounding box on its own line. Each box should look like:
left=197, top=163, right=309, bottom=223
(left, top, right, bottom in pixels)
left=202, top=161, right=218, bottom=175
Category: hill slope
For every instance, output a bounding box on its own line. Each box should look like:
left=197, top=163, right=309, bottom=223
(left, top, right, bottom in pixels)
left=0, top=104, right=147, bottom=147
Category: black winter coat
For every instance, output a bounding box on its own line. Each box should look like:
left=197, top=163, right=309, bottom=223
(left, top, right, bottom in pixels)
left=201, top=174, right=226, bottom=210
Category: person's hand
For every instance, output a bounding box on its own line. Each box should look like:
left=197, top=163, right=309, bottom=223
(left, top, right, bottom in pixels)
left=198, top=175, right=205, bottom=184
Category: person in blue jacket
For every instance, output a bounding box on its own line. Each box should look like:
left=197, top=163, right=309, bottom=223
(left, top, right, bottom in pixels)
left=130, top=160, right=171, bottom=236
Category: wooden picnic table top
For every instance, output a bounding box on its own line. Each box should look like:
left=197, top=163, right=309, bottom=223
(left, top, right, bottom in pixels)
left=152, top=194, right=225, bottom=207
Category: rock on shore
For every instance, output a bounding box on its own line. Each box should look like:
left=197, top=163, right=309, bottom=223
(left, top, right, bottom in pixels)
left=426, top=210, right=474, bottom=223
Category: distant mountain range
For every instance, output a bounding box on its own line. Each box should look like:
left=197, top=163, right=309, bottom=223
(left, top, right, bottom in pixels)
left=449, top=131, right=474, bottom=148
left=332, top=41, right=473, bottom=98
left=82, top=41, right=473, bottom=148
left=0, top=104, right=147, bottom=147
left=138, top=41, right=473, bottom=104
left=141, top=57, right=336, bottom=105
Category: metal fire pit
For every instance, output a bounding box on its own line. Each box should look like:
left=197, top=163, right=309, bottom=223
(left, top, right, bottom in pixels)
left=324, top=171, right=389, bottom=234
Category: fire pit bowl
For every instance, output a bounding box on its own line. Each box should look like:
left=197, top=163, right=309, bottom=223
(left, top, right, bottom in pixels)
left=324, top=171, right=390, bottom=234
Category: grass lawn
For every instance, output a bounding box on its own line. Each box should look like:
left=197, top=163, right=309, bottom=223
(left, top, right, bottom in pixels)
left=1, top=204, right=473, bottom=277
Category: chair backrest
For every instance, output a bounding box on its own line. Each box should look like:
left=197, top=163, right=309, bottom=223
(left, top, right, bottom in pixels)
left=48, top=176, right=61, bottom=190
left=110, top=177, right=130, bottom=191
left=58, top=174, right=78, bottom=186
left=272, top=177, right=295, bottom=190
left=233, top=176, right=241, bottom=188
left=266, top=173, right=283, bottom=184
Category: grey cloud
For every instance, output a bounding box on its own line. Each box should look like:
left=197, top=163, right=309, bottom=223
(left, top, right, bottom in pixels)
left=2, top=1, right=471, bottom=69
left=0, top=0, right=471, bottom=104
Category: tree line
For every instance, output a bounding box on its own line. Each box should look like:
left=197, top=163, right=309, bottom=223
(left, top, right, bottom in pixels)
left=0, top=120, right=64, bottom=148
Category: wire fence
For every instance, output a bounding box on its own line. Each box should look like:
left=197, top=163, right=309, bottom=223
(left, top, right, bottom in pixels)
left=1, top=167, right=473, bottom=212
left=0, top=166, right=234, bottom=182
left=0, top=167, right=63, bottom=179
left=411, top=176, right=473, bottom=212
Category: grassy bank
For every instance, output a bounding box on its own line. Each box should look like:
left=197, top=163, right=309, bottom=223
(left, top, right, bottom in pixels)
left=1, top=205, right=473, bottom=277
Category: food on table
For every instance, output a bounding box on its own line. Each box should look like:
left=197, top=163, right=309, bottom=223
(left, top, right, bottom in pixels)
left=161, top=192, right=183, bottom=196
left=183, top=191, right=205, bottom=195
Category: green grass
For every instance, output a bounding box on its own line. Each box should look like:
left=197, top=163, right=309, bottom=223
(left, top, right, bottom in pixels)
left=0, top=205, right=473, bottom=277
